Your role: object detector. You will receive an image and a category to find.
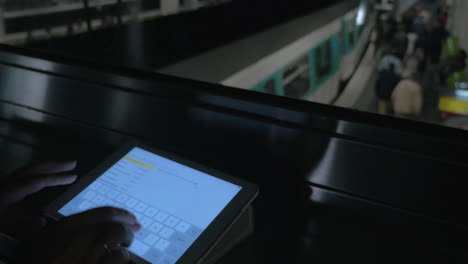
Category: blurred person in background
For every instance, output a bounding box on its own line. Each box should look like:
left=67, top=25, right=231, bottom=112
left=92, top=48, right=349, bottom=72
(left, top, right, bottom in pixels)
left=391, top=72, right=423, bottom=118
left=378, top=47, right=403, bottom=75
left=392, top=24, right=408, bottom=59
left=402, top=9, right=416, bottom=33
left=405, top=30, right=419, bottom=61
left=428, top=19, right=448, bottom=65
left=384, top=18, right=399, bottom=44
left=403, top=54, right=421, bottom=80
left=440, top=11, right=448, bottom=27
left=376, top=63, right=401, bottom=115
left=418, top=3, right=432, bottom=23
left=436, top=6, right=449, bottom=27
left=412, top=13, right=427, bottom=37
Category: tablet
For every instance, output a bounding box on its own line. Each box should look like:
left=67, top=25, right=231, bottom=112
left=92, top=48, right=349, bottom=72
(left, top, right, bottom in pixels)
left=48, top=142, right=258, bottom=264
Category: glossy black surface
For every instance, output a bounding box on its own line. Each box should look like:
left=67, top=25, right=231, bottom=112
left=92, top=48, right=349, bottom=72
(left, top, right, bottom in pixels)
left=0, top=46, right=467, bottom=263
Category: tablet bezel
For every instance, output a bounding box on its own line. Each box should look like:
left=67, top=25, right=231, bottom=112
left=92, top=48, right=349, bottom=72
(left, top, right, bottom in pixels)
left=47, top=141, right=258, bottom=264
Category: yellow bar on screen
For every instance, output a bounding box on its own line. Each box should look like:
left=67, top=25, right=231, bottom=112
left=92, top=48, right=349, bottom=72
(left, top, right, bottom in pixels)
left=123, top=156, right=155, bottom=170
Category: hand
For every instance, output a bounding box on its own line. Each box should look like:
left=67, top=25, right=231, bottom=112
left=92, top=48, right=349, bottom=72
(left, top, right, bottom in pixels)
left=17, top=207, right=142, bottom=264
left=0, top=161, right=78, bottom=239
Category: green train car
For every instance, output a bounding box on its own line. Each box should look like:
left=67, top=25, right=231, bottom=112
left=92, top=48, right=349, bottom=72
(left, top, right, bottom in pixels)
left=161, top=0, right=376, bottom=105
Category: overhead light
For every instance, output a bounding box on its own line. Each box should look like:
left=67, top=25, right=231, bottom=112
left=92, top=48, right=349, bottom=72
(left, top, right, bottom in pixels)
left=356, top=0, right=367, bottom=25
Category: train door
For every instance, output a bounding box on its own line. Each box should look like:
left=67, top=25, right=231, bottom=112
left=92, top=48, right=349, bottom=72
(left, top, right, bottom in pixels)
left=340, top=20, right=348, bottom=56
left=281, top=54, right=311, bottom=99
left=0, top=9, right=4, bottom=42
left=252, top=75, right=283, bottom=96
left=330, top=33, right=341, bottom=75
left=342, top=19, right=351, bottom=55
left=342, top=17, right=358, bottom=55
left=309, top=36, right=341, bottom=102
left=348, top=17, right=357, bottom=51
left=314, top=40, right=333, bottom=86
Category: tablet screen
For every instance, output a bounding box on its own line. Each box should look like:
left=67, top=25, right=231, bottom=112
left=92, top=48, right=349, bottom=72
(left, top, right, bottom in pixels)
left=58, top=147, right=242, bottom=264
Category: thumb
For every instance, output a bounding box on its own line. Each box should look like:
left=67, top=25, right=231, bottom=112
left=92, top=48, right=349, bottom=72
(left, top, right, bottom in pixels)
left=0, top=174, right=77, bottom=211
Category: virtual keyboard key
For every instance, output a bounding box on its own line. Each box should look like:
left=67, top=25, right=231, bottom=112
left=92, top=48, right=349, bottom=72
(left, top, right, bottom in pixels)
left=93, top=195, right=105, bottom=205
left=159, top=227, right=174, bottom=239
left=133, top=212, right=143, bottom=221
left=106, top=189, right=119, bottom=199
left=171, top=233, right=191, bottom=248
left=165, top=216, right=179, bottom=228
left=78, top=200, right=94, bottom=211
left=100, top=198, right=112, bottom=206
left=165, top=244, right=184, bottom=258
left=144, top=248, right=164, bottom=264
left=83, top=190, right=96, bottom=200
left=135, top=228, right=150, bottom=240
left=186, top=226, right=202, bottom=239
left=103, top=200, right=112, bottom=207
left=175, top=222, right=191, bottom=233
left=154, top=212, right=169, bottom=222
left=154, top=239, right=170, bottom=251
left=98, top=185, right=111, bottom=195
left=143, top=234, right=160, bottom=246
left=125, top=198, right=138, bottom=208
left=129, top=239, right=149, bottom=256
left=89, top=182, right=102, bottom=191
left=160, top=256, right=176, bottom=264
left=108, top=200, right=120, bottom=208
left=148, top=222, right=164, bottom=234
left=135, top=202, right=149, bottom=213
left=140, top=217, right=153, bottom=228
left=144, top=207, right=159, bottom=218
left=116, top=194, right=129, bottom=204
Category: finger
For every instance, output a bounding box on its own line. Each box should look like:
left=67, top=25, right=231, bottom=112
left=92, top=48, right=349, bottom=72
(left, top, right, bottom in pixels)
left=14, top=160, right=77, bottom=177
left=0, top=174, right=77, bottom=210
left=98, top=222, right=135, bottom=248
left=61, top=207, right=141, bottom=232
left=100, top=247, right=131, bottom=264
left=48, top=227, right=98, bottom=264
left=84, top=223, right=134, bottom=263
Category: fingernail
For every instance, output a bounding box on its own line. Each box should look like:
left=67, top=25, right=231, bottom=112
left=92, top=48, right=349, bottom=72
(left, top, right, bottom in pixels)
left=70, top=175, right=78, bottom=181
left=57, top=160, right=77, bottom=171
left=63, top=160, right=77, bottom=167
left=135, top=223, right=142, bottom=232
